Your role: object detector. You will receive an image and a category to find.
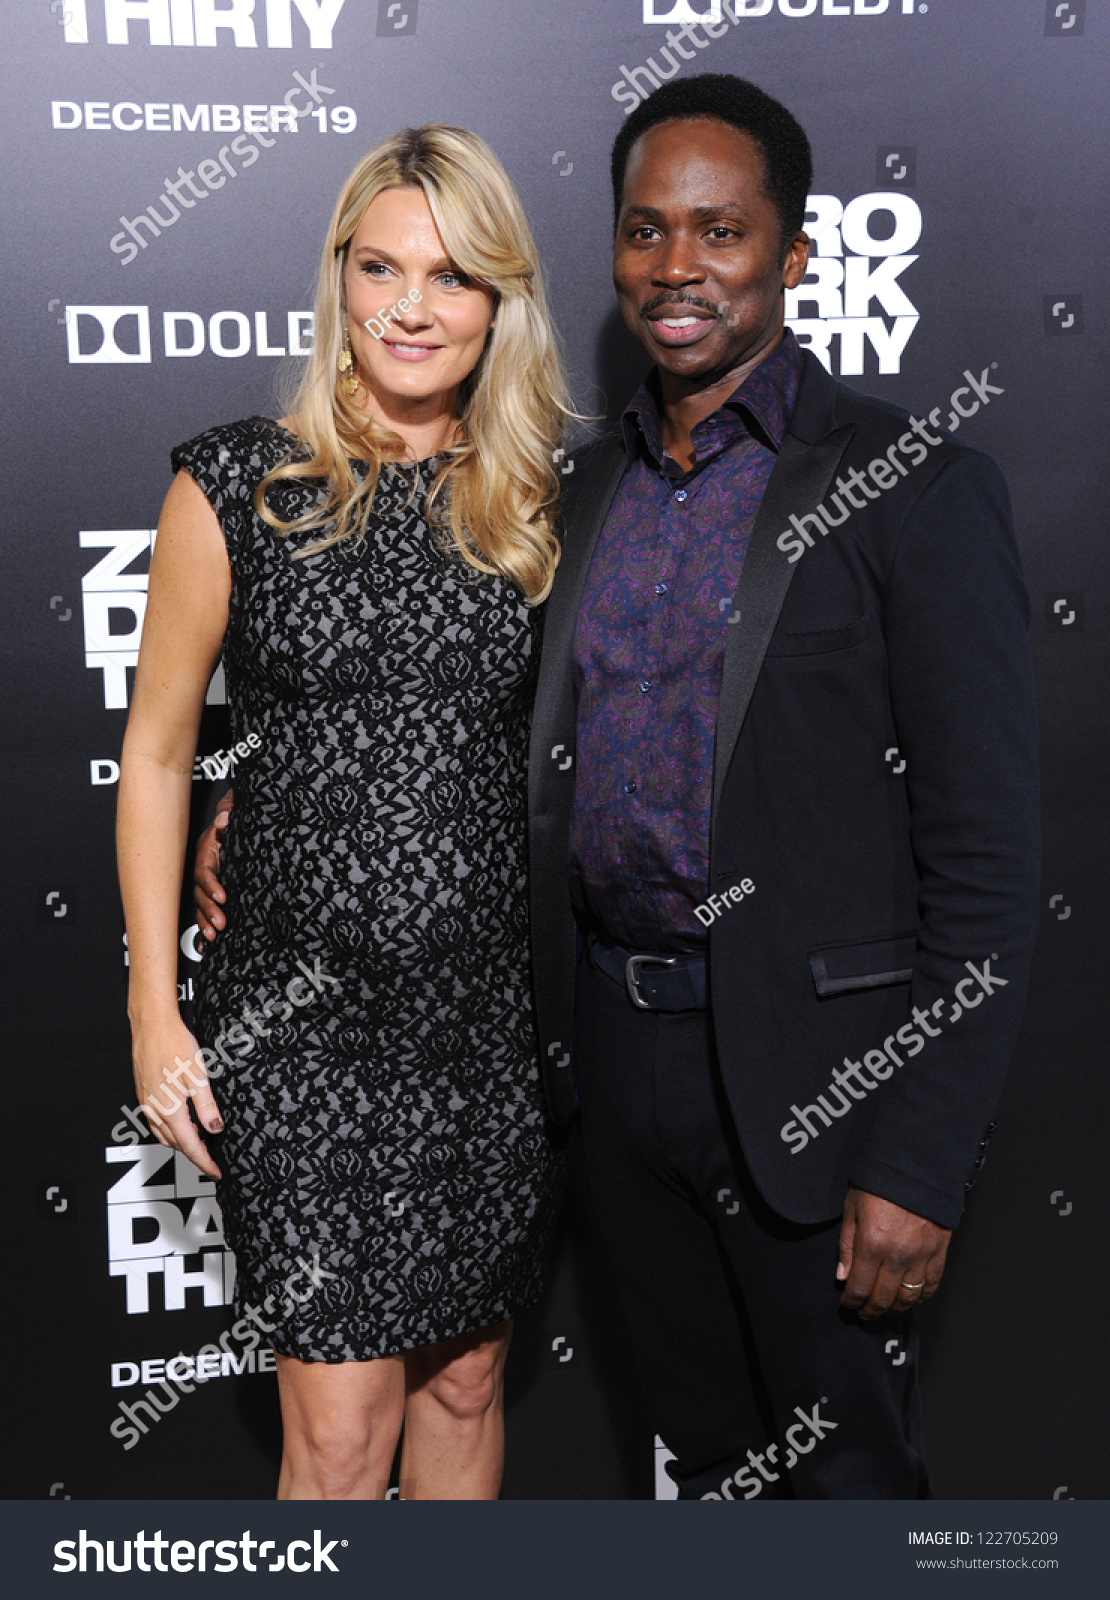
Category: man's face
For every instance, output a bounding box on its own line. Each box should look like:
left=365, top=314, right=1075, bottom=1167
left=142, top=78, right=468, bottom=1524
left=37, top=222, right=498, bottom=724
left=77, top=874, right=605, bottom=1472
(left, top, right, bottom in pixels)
left=613, top=117, right=809, bottom=389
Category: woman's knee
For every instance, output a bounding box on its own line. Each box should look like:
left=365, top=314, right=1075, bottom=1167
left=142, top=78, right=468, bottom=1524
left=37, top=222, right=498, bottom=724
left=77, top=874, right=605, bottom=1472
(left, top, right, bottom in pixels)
left=285, top=1404, right=393, bottom=1494
left=295, top=1406, right=370, bottom=1463
left=280, top=1360, right=404, bottom=1481
left=422, top=1345, right=504, bottom=1423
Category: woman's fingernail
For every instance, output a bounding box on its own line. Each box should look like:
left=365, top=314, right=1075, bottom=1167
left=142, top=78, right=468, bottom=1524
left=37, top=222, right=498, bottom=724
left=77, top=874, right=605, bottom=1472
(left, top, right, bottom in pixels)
left=211, top=1118, right=224, bottom=1132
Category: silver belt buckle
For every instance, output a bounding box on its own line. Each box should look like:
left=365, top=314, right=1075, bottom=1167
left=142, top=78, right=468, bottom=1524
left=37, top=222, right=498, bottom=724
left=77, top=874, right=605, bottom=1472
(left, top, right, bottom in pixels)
left=625, top=953, right=679, bottom=1011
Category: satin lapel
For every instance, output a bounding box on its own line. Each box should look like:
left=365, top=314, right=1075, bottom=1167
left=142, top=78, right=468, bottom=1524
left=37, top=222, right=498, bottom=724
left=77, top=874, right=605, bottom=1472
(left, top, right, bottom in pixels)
left=710, top=423, right=856, bottom=826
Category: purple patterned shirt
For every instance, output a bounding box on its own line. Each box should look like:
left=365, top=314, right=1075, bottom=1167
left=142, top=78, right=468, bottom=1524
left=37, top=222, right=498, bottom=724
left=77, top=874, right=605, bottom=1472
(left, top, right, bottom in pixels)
left=568, top=331, right=803, bottom=952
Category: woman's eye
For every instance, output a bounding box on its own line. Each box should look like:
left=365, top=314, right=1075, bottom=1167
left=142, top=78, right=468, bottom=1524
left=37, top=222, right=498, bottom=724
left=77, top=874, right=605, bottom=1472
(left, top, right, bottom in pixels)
left=361, top=262, right=390, bottom=277
left=438, top=271, right=468, bottom=289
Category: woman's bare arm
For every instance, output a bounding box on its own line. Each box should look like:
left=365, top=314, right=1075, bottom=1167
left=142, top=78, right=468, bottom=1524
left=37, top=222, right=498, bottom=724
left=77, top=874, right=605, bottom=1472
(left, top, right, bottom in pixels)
left=116, top=470, right=232, bottom=1176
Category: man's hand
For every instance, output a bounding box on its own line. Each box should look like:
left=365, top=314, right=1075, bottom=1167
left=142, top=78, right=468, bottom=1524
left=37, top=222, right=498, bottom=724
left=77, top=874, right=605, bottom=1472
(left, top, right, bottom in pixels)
left=837, top=1184, right=951, bottom=1319
left=194, top=788, right=233, bottom=942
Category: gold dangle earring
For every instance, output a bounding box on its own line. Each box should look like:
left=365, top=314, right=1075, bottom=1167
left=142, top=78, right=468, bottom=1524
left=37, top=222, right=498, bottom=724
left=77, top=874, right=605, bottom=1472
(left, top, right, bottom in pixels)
left=338, top=319, right=359, bottom=396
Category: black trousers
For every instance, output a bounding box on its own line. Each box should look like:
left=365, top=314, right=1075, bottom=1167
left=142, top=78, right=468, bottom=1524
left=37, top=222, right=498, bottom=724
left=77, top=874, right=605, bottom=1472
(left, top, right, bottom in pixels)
left=575, top=947, right=932, bottom=1500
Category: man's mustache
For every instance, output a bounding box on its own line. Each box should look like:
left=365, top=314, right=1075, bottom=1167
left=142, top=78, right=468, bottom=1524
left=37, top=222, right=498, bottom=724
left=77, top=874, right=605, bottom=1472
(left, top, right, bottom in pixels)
left=640, top=292, right=720, bottom=319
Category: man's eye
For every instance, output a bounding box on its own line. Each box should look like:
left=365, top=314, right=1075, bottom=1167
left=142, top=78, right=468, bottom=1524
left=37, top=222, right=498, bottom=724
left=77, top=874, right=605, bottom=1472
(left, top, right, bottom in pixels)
left=707, top=227, right=738, bottom=240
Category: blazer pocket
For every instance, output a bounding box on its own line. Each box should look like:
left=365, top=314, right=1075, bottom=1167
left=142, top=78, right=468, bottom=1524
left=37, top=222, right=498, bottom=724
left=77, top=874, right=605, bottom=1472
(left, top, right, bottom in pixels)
left=808, top=934, right=917, bottom=998
left=764, top=614, right=872, bottom=658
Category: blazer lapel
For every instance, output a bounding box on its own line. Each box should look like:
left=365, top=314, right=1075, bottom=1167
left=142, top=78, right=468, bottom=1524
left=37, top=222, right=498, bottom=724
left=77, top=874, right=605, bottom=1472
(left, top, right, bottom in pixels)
left=542, top=438, right=627, bottom=684
left=529, top=436, right=627, bottom=815
left=710, top=421, right=856, bottom=826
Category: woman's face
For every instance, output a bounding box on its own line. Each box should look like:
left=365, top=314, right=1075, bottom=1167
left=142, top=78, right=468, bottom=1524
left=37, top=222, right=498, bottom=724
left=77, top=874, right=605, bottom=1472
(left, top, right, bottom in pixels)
left=342, top=186, right=496, bottom=419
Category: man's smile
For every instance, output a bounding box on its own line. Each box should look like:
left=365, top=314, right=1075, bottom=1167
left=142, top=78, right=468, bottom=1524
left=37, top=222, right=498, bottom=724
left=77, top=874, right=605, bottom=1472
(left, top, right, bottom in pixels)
left=643, top=297, right=718, bottom=347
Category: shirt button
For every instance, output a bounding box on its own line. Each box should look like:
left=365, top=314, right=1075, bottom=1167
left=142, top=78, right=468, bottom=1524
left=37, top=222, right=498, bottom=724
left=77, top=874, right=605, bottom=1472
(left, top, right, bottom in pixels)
left=674, top=488, right=688, bottom=503
left=639, top=680, right=652, bottom=694
left=623, top=781, right=637, bottom=795
left=653, top=582, right=668, bottom=595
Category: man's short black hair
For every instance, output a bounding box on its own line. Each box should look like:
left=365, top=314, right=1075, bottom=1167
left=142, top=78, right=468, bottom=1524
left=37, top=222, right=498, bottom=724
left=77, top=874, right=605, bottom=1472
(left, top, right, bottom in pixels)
left=610, top=74, right=813, bottom=255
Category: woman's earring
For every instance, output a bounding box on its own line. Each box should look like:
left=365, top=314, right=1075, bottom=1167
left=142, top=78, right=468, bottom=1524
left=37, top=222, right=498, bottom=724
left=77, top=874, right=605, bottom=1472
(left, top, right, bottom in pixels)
left=338, top=322, right=359, bottom=396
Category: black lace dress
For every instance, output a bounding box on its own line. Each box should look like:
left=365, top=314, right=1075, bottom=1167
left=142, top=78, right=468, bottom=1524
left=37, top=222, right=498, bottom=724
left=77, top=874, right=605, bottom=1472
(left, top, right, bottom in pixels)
left=171, top=417, right=562, bottom=1362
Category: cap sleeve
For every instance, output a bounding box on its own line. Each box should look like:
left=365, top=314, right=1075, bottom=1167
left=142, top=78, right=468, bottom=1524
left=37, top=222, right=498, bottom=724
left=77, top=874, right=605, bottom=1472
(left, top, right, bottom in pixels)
left=170, top=416, right=286, bottom=558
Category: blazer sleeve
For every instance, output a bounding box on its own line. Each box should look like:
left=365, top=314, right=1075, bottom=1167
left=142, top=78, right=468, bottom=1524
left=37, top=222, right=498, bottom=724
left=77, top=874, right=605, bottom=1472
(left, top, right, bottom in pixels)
left=848, top=450, right=1041, bottom=1227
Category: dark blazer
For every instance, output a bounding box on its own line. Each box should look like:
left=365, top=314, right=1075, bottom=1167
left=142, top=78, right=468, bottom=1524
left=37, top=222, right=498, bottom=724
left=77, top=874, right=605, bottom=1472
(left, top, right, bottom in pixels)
left=528, top=349, right=1040, bottom=1230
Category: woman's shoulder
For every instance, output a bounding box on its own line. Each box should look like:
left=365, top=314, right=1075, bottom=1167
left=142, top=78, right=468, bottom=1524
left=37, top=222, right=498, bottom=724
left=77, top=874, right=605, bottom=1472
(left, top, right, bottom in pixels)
left=169, top=414, right=301, bottom=491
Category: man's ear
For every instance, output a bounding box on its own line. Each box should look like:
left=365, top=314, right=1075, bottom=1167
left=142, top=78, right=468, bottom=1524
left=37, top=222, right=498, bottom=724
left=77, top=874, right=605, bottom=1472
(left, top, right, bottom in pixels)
left=782, top=232, right=811, bottom=291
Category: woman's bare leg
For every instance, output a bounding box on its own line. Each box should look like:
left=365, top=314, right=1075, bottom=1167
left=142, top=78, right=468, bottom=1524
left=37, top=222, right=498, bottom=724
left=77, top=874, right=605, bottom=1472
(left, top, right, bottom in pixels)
left=276, top=1350, right=406, bottom=1500
left=399, top=1321, right=512, bottom=1500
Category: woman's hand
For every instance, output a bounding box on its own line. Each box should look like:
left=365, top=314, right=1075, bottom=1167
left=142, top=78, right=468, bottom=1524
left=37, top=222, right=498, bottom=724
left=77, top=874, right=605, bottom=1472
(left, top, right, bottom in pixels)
left=131, top=1014, right=224, bottom=1180
left=194, top=788, right=233, bottom=941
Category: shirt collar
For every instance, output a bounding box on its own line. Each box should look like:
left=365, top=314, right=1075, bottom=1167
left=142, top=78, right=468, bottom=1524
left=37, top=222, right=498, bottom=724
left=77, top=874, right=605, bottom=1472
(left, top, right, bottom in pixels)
left=621, top=327, right=803, bottom=471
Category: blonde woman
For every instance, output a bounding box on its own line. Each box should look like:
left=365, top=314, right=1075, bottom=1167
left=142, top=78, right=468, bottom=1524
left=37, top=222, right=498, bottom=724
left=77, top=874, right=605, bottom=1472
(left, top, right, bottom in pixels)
left=116, top=126, right=568, bottom=1500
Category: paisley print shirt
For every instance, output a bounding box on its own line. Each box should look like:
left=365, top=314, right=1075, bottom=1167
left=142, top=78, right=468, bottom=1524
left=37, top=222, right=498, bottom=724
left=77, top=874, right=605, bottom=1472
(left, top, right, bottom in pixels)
left=568, top=331, right=802, bottom=952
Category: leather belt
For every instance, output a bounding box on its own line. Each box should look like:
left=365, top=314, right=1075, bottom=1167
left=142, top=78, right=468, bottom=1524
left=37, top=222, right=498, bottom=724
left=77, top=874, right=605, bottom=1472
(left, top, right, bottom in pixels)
left=587, top=933, right=707, bottom=1012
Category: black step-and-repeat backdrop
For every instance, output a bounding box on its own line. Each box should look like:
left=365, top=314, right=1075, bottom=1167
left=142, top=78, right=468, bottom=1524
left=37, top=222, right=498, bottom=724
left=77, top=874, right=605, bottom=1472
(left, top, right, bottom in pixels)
left=2, top=0, right=1106, bottom=1501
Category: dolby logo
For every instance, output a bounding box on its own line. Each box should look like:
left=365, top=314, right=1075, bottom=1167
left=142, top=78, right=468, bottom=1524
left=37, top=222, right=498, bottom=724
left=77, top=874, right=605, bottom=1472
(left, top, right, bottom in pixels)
left=65, top=305, right=150, bottom=364
left=64, top=306, right=314, bottom=364
left=643, top=0, right=722, bottom=20
left=643, top=0, right=915, bottom=17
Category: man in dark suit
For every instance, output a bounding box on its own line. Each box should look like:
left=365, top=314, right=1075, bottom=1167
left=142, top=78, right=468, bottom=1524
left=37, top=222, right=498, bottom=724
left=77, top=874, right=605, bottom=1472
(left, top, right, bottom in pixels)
left=528, top=74, right=1039, bottom=1499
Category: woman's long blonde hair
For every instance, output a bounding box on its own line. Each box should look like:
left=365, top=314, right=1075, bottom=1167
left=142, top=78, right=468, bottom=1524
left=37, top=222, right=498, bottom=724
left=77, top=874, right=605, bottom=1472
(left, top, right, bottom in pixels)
left=255, top=125, right=570, bottom=603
